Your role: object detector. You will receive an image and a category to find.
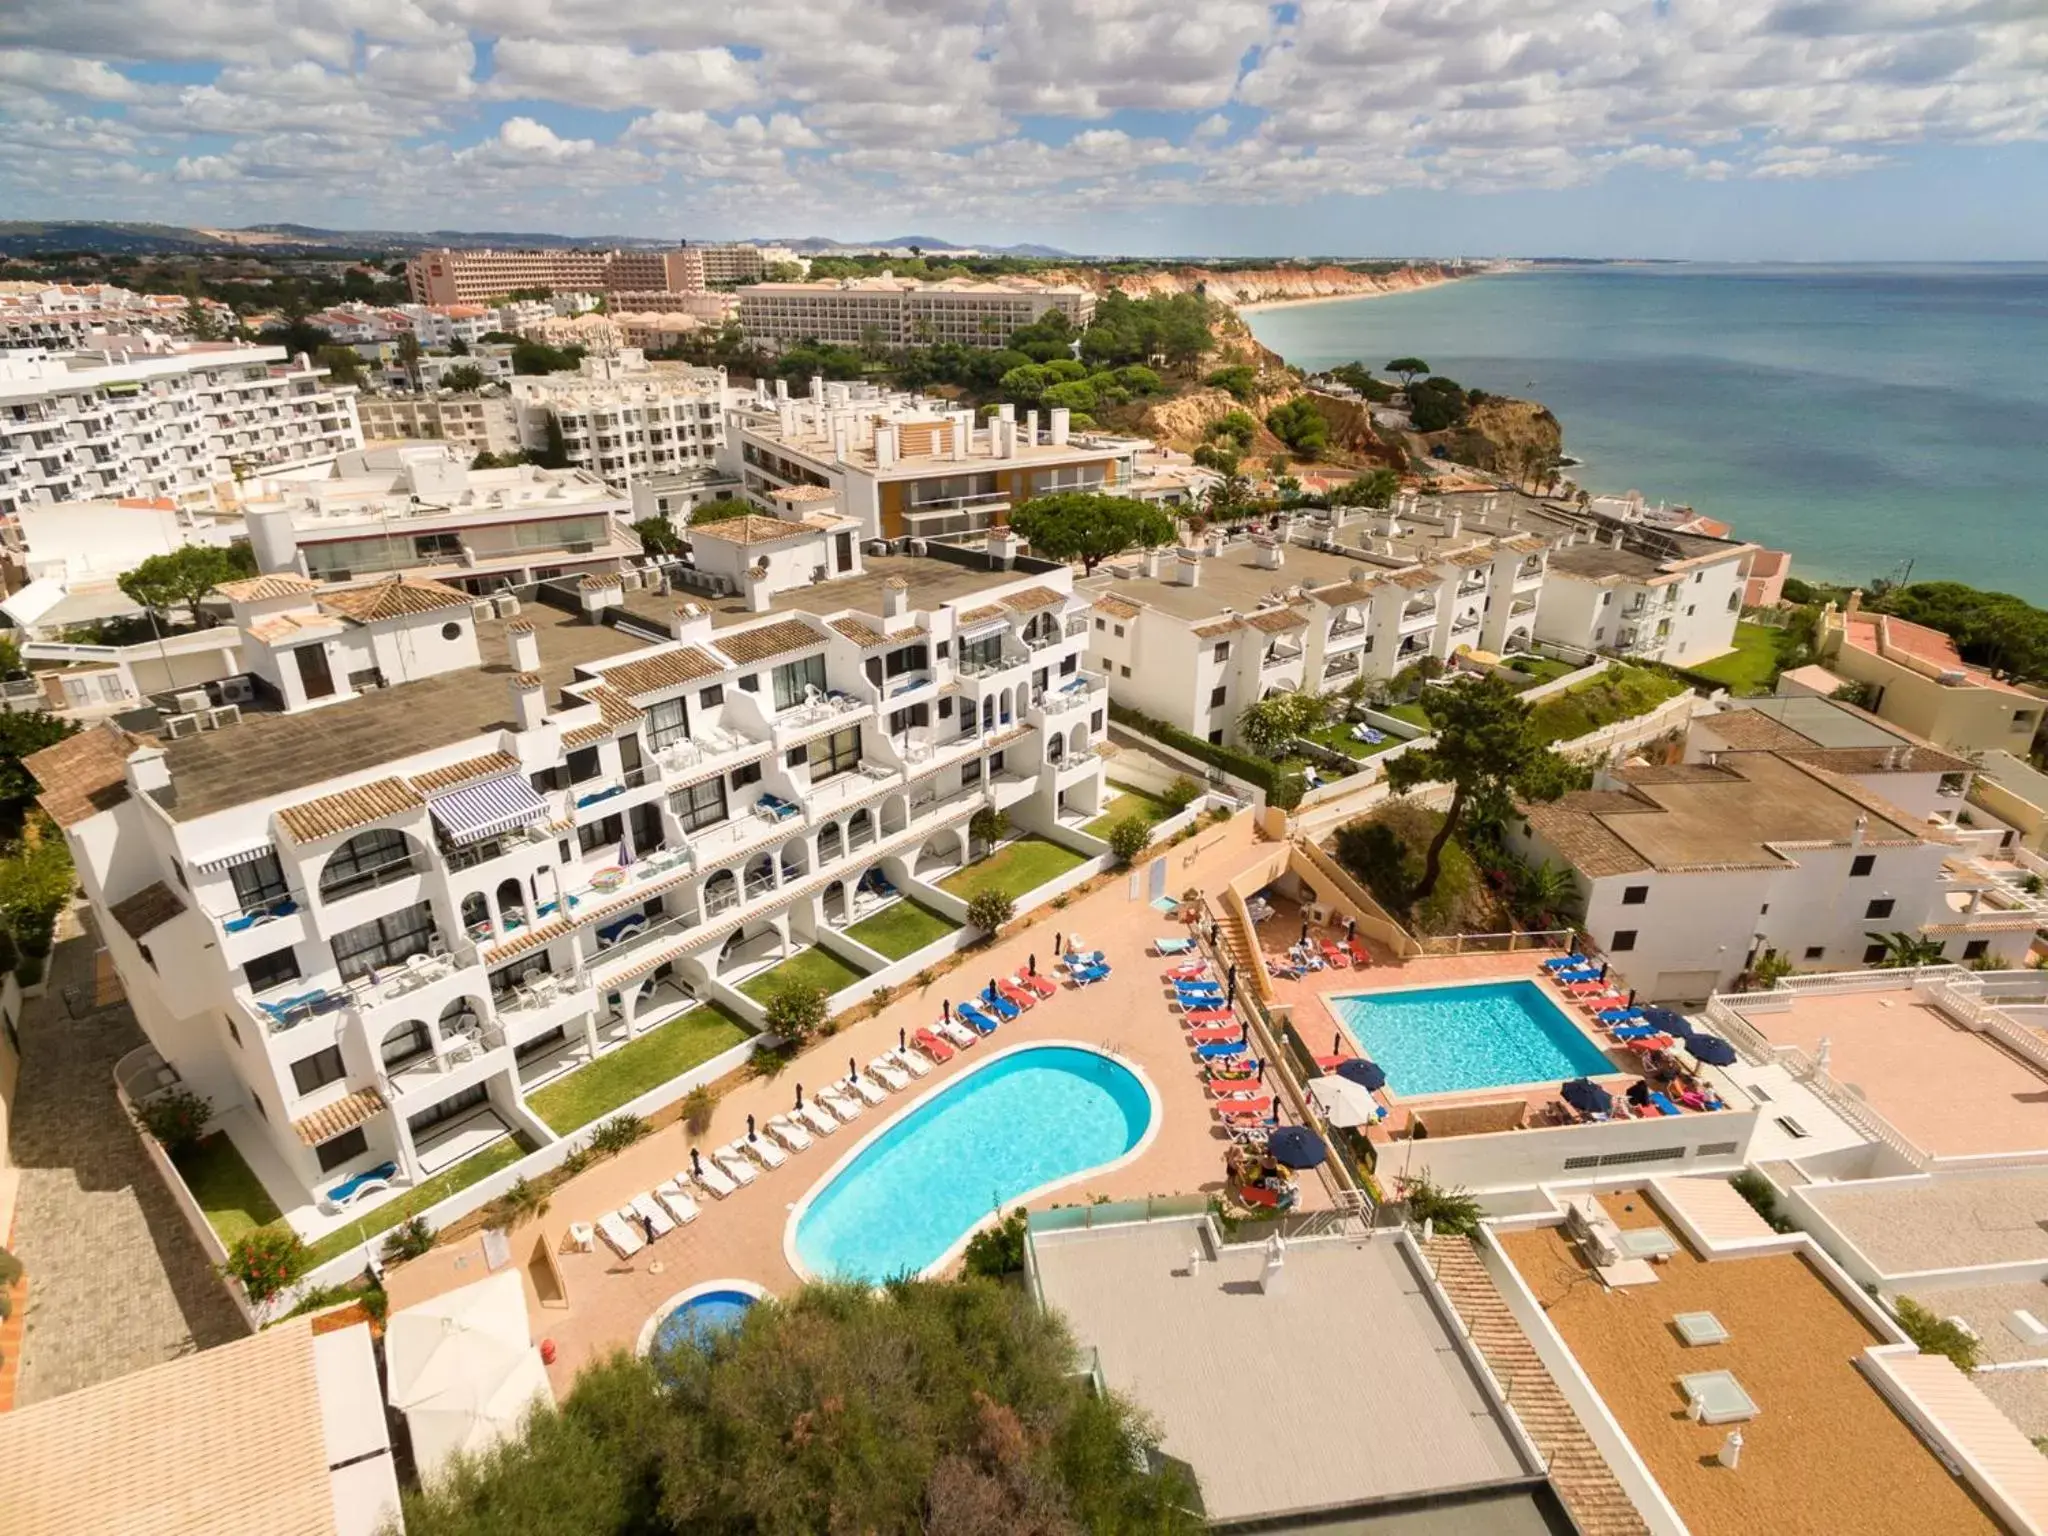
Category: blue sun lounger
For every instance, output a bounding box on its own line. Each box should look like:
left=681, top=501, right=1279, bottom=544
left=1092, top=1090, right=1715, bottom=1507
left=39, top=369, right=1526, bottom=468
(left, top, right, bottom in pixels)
left=1196, top=1038, right=1247, bottom=1059
left=1603, top=1011, right=1651, bottom=1028
left=957, top=1002, right=1000, bottom=1034
left=1070, top=964, right=1111, bottom=985
left=979, top=988, right=1020, bottom=1021
left=1541, top=953, right=1588, bottom=973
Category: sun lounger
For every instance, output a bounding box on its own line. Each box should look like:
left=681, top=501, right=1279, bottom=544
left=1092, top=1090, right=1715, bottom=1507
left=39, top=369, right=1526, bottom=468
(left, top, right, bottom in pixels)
left=1014, top=972, right=1057, bottom=999
left=995, top=980, right=1036, bottom=1011
left=1069, top=965, right=1110, bottom=986
left=1575, top=993, right=1626, bottom=1013
left=845, top=1073, right=887, bottom=1107
left=796, top=1103, right=839, bottom=1138
left=714, top=1147, right=759, bottom=1186
left=957, top=1002, right=1000, bottom=1034
left=654, top=1181, right=701, bottom=1225
left=754, top=792, right=801, bottom=822
left=889, top=1046, right=933, bottom=1078
left=766, top=1115, right=813, bottom=1152
left=1154, top=935, right=1195, bottom=956
left=1210, top=1078, right=1269, bottom=1099
left=1182, top=1008, right=1236, bottom=1027
left=818, top=1087, right=863, bottom=1123
left=1611, top=1021, right=1662, bottom=1038
left=1541, top=953, right=1588, bottom=973
left=1318, top=940, right=1350, bottom=968
left=628, top=1193, right=676, bottom=1238
left=1557, top=968, right=1602, bottom=985
left=868, top=1055, right=910, bottom=1091
left=1564, top=979, right=1610, bottom=996
left=979, top=989, right=1020, bottom=1020
left=1196, top=1038, right=1247, bottom=1059
left=596, top=1211, right=645, bottom=1258
left=1217, top=1096, right=1275, bottom=1121
left=1313, top=1052, right=1356, bottom=1071
left=1623, top=1034, right=1677, bottom=1054
left=1062, top=949, right=1106, bottom=968
left=1163, top=961, right=1210, bottom=981
left=1188, top=1025, right=1243, bottom=1046
left=1176, top=978, right=1223, bottom=994
left=321, top=1159, right=399, bottom=1212
left=735, top=1134, right=787, bottom=1170
left=694, top=1159, right=739, bottom=1198
left=1648, top=1091, right=1680, bottom=1116
left=913, top=1027, right=956, bottom=1062
left=1175, top=989, right=1224, bottom=1007
left=937, top=1018, right=978, bottom=1048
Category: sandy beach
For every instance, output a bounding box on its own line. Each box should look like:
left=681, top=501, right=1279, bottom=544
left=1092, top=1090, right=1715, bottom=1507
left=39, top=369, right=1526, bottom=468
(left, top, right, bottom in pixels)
left=1230, top=271, right=1476, bottom=314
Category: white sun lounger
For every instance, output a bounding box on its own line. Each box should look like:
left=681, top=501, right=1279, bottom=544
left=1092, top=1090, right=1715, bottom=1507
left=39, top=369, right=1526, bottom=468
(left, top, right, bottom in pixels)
left=796, top=1103, right=839, bottom=1138
left=627, top=1193, right=676, bottom=1239
left=845, top=1073, right=888, bottom=1107
left=818, top=1087, right=863, bottom=1123
left=889, top=1046, right=933, bottom=1078
left=655, top=1180, right=700, bottom=1225
left=694, top=1159, right=739, bottom=1199
left=868, top=1056, right=910, bottom=1092
left=768, top=1113, right=815, bottom=1150
left=937, top=1018, right=977, bottom=1049
left=714, top=1147, right=759, bottom=1186
left=734, top=1134, right=786, bottom=1170
left=595, top=1210, right=644, bottom=1258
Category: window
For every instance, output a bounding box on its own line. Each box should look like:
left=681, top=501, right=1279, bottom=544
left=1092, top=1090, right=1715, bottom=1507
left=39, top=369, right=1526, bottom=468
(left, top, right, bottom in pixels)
left=1850, top=854, right=1875, bottom=877
left=1213, top=642, right=1230, bottom=663
left=644, top=696, right=688, bottom=752
left=673, top=777, right=727, bottom=832
left=883, top=644, right=928, bottom=678
left=1209, top=728, right=1225, bottom=744
left=1092, top=710, right=1103, bottom=732
left=1727, top=592, right=1741, bottom=612
left=1610, top=930, right=1637, bottom=952
left=1600, top=592, right=1612, bottom=606
left=936, top=640, right=949, bottom=660
left=731, top=761, right=762, bottom=789
left=1693, top=570, right=1704, bottom=583
left=578, top=813, right=623, bottom=856
left=772, top=653, right=826, bottom=710
left=1964, top=939, right=1990, bottom=960
left=290, top=1045, right=346, bottom=1095
left=1864, top=898, right=1895, bottom=920
left=699, top=684, right=724, bottom=708
left=889, top=703, right=929, bottom=734
left=960, top=759, right=983, bottom=787
left=811, top=727, right=861, bottom=779
left=1622, top=885, right=1648, bottom=906
left=330, top=902, right=437, bottom=982
left=1095, top=617, right=1105, bottom=632
left=1210, top=685, right=1228, bottom=708
left=224, top=1013, right=241, bottom=1047
left=315, top=1126, right=369, bottom=1173
left=1120, top=665, right=1131, bottom=678
left=937, top=697, right=953, bottom=719
left=737, top=673, right=759, bottom=693
left=1685, top=605, right=1696, bottom=617
left=244, top=946, right=301, bottom=995
left=1804, top=945, right=1825, bottom=960
left=958, top=634, right=1002, bottom=672
left=989, top=751, right=1004, bottom=774
left=785, top=744, right=807, bottom=768
left=318, top=828, right=415, bottom=901
left=1113, top=625, right=1125, bottom=639
left=230, top=852, right=289, bottom=913
left=414, top=531, right=461, bottom=561
left=1863, top=943, right=1888, bottom=964
left=1060, top=654, right=1077, bottom=676
left=566, top=746, right=603, bottom=784
left=2016, top=711, right=2038, bottom=729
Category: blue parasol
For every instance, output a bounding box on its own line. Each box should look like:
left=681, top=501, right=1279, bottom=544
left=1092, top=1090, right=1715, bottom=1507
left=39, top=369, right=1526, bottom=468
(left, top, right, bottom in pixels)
left=1641, top=1006, right=1688, bottom=1034
left=1685, top=1033, right=1739, bottom=1066
left=1561, top=1077, right=1612, bottom=1115
left=1266, top=1125, right=1329, bottom=1169
left=1335, top=1057, right=1387, bottom=1093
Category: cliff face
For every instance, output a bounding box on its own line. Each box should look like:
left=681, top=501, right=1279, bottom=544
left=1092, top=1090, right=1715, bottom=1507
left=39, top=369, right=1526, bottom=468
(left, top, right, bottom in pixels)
left=1035, top=262, right=1457, bottom=308
left=1417, top=397, right=1562, bottom=475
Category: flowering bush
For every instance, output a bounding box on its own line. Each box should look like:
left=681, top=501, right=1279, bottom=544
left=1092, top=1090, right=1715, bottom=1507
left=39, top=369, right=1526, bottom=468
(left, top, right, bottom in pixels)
left=224, top=1226, right=309, bottom=1303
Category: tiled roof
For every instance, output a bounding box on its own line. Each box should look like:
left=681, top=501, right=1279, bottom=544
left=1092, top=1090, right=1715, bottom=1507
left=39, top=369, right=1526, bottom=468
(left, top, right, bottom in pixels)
left=1311, top=580, right=1378, bottom=605
left=1699, top=710, right=1816, bottom=752
left=578, top=572, right=622, bottom=592
left=1521, top=796, right=1653, bottom=878
left=561, top=722, right=613, bottom=748
left=586, top=684, right=645, bottom=727
left=1392, top=568, right=1441, bottom=590
left=292, top=1086, right=387, bottom=1146
left=1191, top=618, right=1242, bottom=638
left=409, top=751, right=521, bottom=795
left=215, top=573, right=322, bottom=602
left=714, top=617, right=824, bottom=664
left=247, top=610, right=341, bottom=645
left=957, top=603, right=1006, bottom=625
left=688, top=514, right=820, bottom=545
left=600, top=646, right=724, bottom=696
left=1092, top=594, right=1143, bottom=620
left=1784, top=744, right=1975, bottom=776
left=317, top=576, right=472, bottom=625
left=25, top=723, right=136, bottom=827
left=276, top=777, right=424, bottom=843
left=1000, top=585, right=1066, bottom=613
left=829, top=616, right=884, bottom=646
left=110, top=881, right=186, bottom=941
left=1243, top=608, right=1309, bottom=633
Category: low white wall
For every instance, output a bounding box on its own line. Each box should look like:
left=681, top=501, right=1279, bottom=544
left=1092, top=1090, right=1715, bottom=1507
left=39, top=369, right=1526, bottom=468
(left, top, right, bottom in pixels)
left=1384, top=1106, right=1758, bottom=1196
left=1514, top=658, right=1609, bottom=703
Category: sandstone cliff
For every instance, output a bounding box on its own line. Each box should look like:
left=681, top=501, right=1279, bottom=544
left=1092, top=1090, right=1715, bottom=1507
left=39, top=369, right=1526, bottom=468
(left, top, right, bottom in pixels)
left=1413, top=397, right=1562, bottom=477
left=1037, top=262, right=1459, bottom=308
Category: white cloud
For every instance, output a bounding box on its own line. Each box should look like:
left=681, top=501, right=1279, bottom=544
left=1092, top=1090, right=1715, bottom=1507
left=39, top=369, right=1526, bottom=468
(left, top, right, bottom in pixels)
left=487, top=38, right=758, bottom=112
left=0, top=47, right=143, bottom=100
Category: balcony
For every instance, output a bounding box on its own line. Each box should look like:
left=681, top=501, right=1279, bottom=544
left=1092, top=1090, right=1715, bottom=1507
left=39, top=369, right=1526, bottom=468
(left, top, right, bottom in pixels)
left=1400, top=601, right=1438, bottom=630
left=771, top=690, right=872, bottom=751
left=379, top=1022, right=508, bottom=1102
left=1457, top=580, right=1488, bottom=597
left=1323, top=653, right=1361, bottom=681
left=1262, top=643, right=1304, bottom=670
left=1509, top=597, right=1538, bottom=617
left=1451, top=614, right=1481, bottom=635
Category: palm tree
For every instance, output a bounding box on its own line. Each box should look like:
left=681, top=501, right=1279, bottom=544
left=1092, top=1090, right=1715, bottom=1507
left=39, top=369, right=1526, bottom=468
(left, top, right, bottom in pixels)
left=1864, top=930, right=1947, bottom=968
left=1513, top=861, right=1582, bottom=929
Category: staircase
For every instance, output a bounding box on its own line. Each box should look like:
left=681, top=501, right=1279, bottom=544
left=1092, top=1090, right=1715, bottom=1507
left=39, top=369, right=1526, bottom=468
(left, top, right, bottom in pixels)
left=1421, top=1236, right=1649, bottom=1536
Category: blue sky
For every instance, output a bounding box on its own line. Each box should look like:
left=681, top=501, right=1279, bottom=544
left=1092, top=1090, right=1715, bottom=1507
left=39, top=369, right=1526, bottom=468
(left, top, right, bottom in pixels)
left=1, top=2, right=2043, bottom=259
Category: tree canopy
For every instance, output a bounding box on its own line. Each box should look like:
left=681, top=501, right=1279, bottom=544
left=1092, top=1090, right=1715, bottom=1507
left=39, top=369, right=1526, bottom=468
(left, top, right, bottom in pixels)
left=1235, top=691, right=1328, bottom=755
left=118, top=544, right=253, bottom=629
left=1264, top=397, right=1329, bottom=457
left=510, top=340, right=586, bottom=376
left=1330, top=468, right=1400, bottom=509
left=1385, top=357, right=1431, bottom=388
left=402, top=1279, right=1197, bottom=1536
left=1869, top=581, right=2048, bottom=686
left=0, top=715, right=78, bottom=834
left=1008, top=493, right=1176, bottom=575
left=1406, top=375, right=1471, bottom=434
left=440, top=363, right=487, bottom=393
left=632, top=517, right=683, bottom=558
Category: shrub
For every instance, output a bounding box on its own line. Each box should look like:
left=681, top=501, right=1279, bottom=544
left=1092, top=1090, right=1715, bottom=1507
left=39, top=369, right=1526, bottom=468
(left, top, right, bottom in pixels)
left=966, top=888, right=1016, bottom=937
left=1107, top=700, right=1294, bottom=803
left=588, top=1113, right=651, bottom=1156
left=1203, top=365, right=1257, bottom=402
left=763, top=982, right=830, bottom=1045
left=132, top=1087, right=212, bottom=1153
left=682, top=1086, right=715, bottom=1135
left=1106, top=815, right=1153, bottom=866
left=224, top=1226, right=309, bottom=1303
left=1895, top=1295, right=1981, bottom=1371
left=1398, top=1173, right=1482, bottom=1236
left=484, top=1176, right=551, bottom=1231
left=15, top=954, right=42, bottom=988
left=962, top=1208, right=1029, bottom=1279
left=559, top=1147, right=593, bottom=1178
left=1159, top=775, right=1202, bottom=813
left=16, top=920, right=52, bottom=960
left=1729, top=1170, right=1795, bottom=1233
left=1206, top=410, right=1258, bottom=451
left=914, top=967, right=936, bottom=992
left=1265, top=396, right=1330, bottom=456
left=0, top=1245, right=21, bottom=1289
left=868, top=983, right=894, bottom=1018
left=382, top=1217, right=434, bottom=1262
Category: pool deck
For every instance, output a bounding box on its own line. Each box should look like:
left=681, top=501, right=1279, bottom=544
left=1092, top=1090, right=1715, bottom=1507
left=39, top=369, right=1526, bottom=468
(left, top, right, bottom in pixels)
left=387, top=812, right=1337, bottom=1394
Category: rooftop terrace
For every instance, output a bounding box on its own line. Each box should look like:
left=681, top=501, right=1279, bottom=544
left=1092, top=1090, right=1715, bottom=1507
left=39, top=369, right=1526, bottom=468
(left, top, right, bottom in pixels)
left=1797, top=1169, right=2048, bottom=1275
left=1079, top=540, right=1407, bottom=624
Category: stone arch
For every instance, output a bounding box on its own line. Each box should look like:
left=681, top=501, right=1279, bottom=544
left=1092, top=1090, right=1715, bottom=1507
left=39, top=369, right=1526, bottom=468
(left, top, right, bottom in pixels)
left=318, top=826, right=425, bottom=902
left=780, top=834, right=811, bottom=880
left=703, top=866, right=739, bottom=917
left=817, top=820, right=844, bottom=864
left=495, top=876, right=528, bottom=930
left=847, top=807, right=874, bottom=850
left=822, top=879, right=849, bottom=925
left=378, top=1016, right=433, bottom=1070
left=459, top=891, right=489, bottom=938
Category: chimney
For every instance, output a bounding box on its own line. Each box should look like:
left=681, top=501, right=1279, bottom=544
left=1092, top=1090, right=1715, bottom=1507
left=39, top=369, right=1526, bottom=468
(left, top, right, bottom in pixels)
left=126, top=743, right=171, bottom=798
left=987, top=527, right=1020, bottom=568
left=1253, top=539, right=1285, bottom=570
left=1850, top=813, right=1867, bottom=849
left=809, top=374, right=824, bottom=401
left=1048, top=407, right=1070, bottom=446
left=511, top=672, right=546, bottom=732
left=1023, top=409, right=1038, bottom=446
left=997, top=419, right=1016, bottom=460
left=1447, top=509, right=1462, bottom=537
left=1175, top=552, right=1202, bottom=587
left=1845, top=589, right=1863, bottom=620
left=671, top=601, right=713, bottom=643
left=774, top=377, right=789, bottom=402
left=875, top=422, right=898, bottom=469
left=579, top=573, right=622, bottom=623
left=950, top=409, right=971, bottom=461
left=883, top=576, right=909, bottom=619
left=506, top=620, right=539, bottom=673
left=1143, top=548, right=1165, bottom=579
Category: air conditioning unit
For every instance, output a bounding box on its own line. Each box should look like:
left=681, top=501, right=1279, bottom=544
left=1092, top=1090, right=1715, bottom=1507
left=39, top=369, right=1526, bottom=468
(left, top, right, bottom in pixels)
left=493, top=594, right=521, bottom=618
left=205, top=704, right=241, bottom=729
left=1306, top=903, right=1332, bottom=927
left=470, top=599, right=496, bottom=624
left=565, top=540, right=595, bottom=555
left=174, top=689, right=210, bottom=715
left=217, top=676, right=255, bottom=705
left=866, top=540, right=890, bottom=556
left=907, top=539, right=928, bottom=557
left=163, top=712, right=202, bottom=740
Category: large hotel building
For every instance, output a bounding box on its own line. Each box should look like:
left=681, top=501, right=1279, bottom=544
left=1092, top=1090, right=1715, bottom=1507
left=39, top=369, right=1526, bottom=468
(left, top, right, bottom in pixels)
left=405, top=246, right=775, bottom=306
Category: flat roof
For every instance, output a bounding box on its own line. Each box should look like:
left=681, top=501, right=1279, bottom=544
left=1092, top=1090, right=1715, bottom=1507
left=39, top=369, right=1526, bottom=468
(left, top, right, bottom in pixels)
left=1031, top=1217, right=1536, bottom=1523
left=702, top=554, right=1023, bottom=628
left=1079, top=541, right=1400, bottom=624
left=1799, top=1170, right=2048, bottom=1275
left=1724, top=987, right=2048, bottom=1158
left=1497, top=1196, right=2000, bottom=1536
left=1716, top=694, right=1903, bottom=749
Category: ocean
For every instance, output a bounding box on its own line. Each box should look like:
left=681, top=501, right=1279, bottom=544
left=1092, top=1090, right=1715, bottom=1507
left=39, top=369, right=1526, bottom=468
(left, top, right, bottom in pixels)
left=1243, top=264, right=2048, bottom=601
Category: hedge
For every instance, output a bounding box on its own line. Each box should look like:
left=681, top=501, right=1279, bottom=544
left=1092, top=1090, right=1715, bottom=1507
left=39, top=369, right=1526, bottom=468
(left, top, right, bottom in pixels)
left=1108, top=701, right=1303, bottom=809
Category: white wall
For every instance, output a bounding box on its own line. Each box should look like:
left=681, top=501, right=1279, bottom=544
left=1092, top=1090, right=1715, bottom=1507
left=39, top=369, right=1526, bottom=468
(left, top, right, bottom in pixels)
left=1377, top=1104, right=1757, bottom=1194
left=1660, top=556, right=1745, bottom=664
left=15, top=500, right=187, bottom=581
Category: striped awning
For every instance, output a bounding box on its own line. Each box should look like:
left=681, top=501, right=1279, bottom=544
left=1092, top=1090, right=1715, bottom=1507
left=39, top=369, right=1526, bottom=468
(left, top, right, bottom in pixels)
left=193, top=841, right=278, bottom=874
left=426, top=774, right=550, bottom=846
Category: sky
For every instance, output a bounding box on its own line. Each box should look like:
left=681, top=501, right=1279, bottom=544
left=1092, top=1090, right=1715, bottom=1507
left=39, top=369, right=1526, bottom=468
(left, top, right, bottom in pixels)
left=3, top=1, right=2045, bottom=260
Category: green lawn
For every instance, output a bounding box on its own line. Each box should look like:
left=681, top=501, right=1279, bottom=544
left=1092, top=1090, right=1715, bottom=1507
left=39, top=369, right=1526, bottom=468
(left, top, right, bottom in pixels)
left=939, top=835, right=1089, bottom=903
left=173, top=1133, right=284, bottom=1249
left=1689, top=621, right=1802, bottom=696
left=525, top=1004, right=753, bottom=1135
left=844, top=899, right=960, bottom=960
left=740, top=945, right=868, bottom=1005
left=1503, top=654, right=1578, bottom=687
left=303, top=1134, right=531, bottom=1269
left=1528, top=664, right=1688, bottom=744
left=1083, top=782, right=1172, bottom=837
left=1381, top=700, right=1434, bottom=730
left=1302, top=720, right=1405, bottom=762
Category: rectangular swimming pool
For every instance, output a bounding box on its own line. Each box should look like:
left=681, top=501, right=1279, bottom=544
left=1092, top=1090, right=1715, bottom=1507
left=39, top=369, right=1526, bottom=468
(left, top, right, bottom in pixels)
left=1329, top=981, right=1614, bottom=1096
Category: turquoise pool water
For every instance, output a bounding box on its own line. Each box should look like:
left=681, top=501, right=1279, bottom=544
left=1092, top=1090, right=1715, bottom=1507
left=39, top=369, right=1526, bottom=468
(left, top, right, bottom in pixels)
left=1330, top=982, right=1611, bottom=1096
left=791, top=1045, right=1153, bottom=1283
left=652, top=1288, right=755, bottom=1354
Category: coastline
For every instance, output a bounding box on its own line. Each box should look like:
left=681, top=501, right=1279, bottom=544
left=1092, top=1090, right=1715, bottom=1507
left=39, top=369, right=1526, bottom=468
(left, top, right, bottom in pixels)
left=1230, top=276, right=1458, bottom=314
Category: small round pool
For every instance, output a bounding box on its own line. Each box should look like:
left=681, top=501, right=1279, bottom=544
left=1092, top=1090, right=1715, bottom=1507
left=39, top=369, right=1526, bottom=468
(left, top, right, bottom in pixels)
left=637, top=1280, right=768, bottom=1357
left=787, top=1042, right=1159, bottom=1284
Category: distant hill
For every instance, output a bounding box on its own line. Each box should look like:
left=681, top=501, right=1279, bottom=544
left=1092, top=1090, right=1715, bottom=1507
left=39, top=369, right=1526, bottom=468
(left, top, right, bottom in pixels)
left=0, top=221, right=234, bottom=256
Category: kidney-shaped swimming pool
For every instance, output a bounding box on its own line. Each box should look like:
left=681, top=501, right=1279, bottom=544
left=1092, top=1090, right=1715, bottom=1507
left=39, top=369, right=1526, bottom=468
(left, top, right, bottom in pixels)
left=787, top=1043, right=1157, bottom=1283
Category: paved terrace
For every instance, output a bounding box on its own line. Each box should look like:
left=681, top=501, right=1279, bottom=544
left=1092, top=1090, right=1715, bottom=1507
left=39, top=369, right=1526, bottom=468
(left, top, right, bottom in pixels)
left=1728, top=987, right=2048, bottom=1159
left=1032, top=1217, right=1537, bottom=1524
left=386, top=816, right=1343, bottom=1390
left=1797, top=1169, right=2048, bottom=1275
left=700, top=554, right=1028, bottom=627
left=1497, top=1192, right=2001, bottom=1536
left=1078, top=539, right=1407, bottom=623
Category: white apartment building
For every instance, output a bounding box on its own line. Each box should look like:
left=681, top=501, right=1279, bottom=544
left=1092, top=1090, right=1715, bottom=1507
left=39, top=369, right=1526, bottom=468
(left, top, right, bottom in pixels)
left=379, top=346, right=516, bottom=395
left=723, top=379, right=1136, bottom=543
left=0, top=341, right=362, bottom=519
left=406, top=248, right=698, bottom=306
left=355, top=394, right=520, bottom=457
left=30, top=556, right=1106, bottom=1228
left=0, top=283, right=229, bottom=349
left=397, top=304, right=497, bottom=349
left=239, top=444, right=640, bottom=591
left=1511, top=696, right=2039, bottom=1002
left=509, top=356, right=727, bottom=487
left=738, top=277, right=1095, bottom=350
left=1534, top=522, right=1755, bottom=666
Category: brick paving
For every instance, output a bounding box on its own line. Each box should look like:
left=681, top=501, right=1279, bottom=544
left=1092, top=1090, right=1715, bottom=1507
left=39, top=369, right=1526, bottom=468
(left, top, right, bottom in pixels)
left=7, top=912, right=247, bottom=1406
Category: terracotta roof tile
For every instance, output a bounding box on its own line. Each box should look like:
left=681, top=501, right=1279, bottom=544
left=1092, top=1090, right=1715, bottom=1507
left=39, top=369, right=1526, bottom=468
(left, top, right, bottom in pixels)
left=1311, top=580, right=1378, bottom=605
left=1000, top=585, right=1066, bottom=613
left=1243, top=608, right=1310, bottom=633
left=599, top=646, right=725, bottom=696
left=409, top=751, right=521, bottom=795
left=578, top=572, right=622, bottom=592
left=1698, top=710, right=1817, bottom=752
left=689, top=514, right=820, bottom=545
left=1092, top=594, right=1143, bottom=620
left=1191, top=618, right=1242, bottom=638
left=26, top=723, right=136, bottom=827
left=1392, top=568, right=1442, bottom=590
left=215, top=573, right=322, bottom=602
left=829, top=616, right=884, bottom=646
left=292, top=1086, right=387, bottom=1146
left=110, top=881, right=186, bottom=941
left=957, top=603, right=1006, bottom=625
left=1521, top=798, right=1652, bottom=878
left=586, top=685, right=644, bottom=727
left=1783, top=744, right=1975, bottom=776
left=276, top=777, right=423, bottom=843
left=714, top=617, right=824, bottom=665
left=317, top=576, right=472, bottom=625
left=561, top=722, right=614, bottom=748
